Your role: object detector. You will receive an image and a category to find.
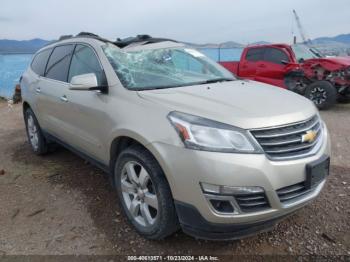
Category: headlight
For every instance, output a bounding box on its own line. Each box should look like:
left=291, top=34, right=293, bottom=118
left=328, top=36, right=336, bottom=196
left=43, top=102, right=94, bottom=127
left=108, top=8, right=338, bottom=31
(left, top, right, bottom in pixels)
left=167, top=111, right=262, bottom=153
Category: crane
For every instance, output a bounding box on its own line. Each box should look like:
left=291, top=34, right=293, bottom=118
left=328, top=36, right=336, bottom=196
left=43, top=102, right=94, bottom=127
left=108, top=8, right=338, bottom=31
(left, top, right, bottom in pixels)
left=293, top=9, right=312, bottom=45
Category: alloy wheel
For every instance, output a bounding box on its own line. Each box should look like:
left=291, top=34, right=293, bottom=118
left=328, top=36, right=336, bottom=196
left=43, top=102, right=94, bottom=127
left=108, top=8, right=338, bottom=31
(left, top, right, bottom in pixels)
left=27, top=115, right=39, bottom=150
left=121, top=161, right=159, bottom=227
left=309, top=86, right=327, bottom=105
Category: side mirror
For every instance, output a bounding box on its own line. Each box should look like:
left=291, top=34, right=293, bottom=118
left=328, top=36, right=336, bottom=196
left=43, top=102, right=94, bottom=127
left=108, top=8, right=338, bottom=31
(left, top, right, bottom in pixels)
left=69, top=73, right=106, bottom=92
left=281, top=60, right=290, bottom=65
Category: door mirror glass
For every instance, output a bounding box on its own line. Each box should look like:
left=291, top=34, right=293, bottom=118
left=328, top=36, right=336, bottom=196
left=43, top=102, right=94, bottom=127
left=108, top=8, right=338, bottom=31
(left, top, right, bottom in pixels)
left=69, top=73, right=98, bottom=90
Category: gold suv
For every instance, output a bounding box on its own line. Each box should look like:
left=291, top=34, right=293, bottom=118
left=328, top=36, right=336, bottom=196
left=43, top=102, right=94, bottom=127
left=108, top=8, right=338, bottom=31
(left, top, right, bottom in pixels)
left=21, top=33, right=331, bottom=240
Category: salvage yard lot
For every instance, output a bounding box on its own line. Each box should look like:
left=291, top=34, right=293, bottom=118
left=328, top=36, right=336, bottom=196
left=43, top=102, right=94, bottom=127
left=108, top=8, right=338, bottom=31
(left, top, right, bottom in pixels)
left=0, top=100, right=349, bottom=256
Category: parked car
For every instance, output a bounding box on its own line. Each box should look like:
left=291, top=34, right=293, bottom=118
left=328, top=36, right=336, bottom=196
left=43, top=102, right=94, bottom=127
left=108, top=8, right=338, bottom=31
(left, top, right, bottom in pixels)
left=21, top=33, right=331, bottom=240
left=220, top=43, right=350, bottom=109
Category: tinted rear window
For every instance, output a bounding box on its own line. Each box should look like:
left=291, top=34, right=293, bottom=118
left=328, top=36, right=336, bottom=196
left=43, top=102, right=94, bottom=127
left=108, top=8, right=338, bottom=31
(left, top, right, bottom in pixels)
left=246, top=48, right=264, bottom=61
left=264, top=47, right=289, bottom=64
left=45, top=45, right=74, bottom=82
left=31, top=48, right=52, bottom=76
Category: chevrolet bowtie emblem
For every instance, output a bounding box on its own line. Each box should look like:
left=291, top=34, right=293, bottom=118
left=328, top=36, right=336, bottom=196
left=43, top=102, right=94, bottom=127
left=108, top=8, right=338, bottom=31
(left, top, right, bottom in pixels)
left=301, top=130, right=317, bottom=143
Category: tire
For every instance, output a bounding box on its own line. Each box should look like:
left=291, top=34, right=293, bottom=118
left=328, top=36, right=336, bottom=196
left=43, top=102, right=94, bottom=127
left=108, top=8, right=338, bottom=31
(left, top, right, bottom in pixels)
left=304, top=81, right=337, bottom=110
left=114, top=144, right=179, bottom=240
left=24, top=107, right=48, bottom=155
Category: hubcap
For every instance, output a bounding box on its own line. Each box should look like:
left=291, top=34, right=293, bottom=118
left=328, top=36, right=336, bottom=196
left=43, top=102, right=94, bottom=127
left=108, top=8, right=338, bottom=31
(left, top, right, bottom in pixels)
left=121, top=161, right=158, bottom=227
left=309, top=87, right=327, bottom=105
left=27, top=115, right=39, bottom=150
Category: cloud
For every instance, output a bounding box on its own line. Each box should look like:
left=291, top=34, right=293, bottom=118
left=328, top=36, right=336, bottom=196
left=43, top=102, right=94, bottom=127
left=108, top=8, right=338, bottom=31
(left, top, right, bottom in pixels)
left=0, top=16, right=11, bottom=22
left=0, top=0, right=349, bottom=43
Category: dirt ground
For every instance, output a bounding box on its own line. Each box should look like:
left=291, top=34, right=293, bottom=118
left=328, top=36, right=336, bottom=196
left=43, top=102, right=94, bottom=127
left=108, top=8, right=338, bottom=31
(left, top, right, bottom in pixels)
left=0, top=99, right=349, bottom=257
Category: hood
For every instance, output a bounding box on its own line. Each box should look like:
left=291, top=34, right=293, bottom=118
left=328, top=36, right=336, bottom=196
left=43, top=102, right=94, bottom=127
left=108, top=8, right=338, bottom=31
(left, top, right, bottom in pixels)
left=325, top=56, right=350, bottom=66
left=138, top=80, right=317, bottom=129
left=304, top=56, right=350, bottom=71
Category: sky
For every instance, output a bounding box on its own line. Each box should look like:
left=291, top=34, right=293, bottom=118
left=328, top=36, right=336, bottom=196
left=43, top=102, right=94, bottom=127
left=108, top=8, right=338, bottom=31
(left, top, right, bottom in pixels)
left=0, top=0, right=349, bottom=44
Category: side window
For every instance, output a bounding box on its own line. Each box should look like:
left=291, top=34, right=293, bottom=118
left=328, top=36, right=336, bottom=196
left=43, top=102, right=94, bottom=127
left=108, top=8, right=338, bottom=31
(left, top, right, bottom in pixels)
left=45, top=45, right=74, bottom=82
left=264, top=48, right=289, bottom=64
left=245, top=48, right=264, bottom=62
left=31, top=48, right=52, bottom=76
left=68, top=44, right=106, bottom=86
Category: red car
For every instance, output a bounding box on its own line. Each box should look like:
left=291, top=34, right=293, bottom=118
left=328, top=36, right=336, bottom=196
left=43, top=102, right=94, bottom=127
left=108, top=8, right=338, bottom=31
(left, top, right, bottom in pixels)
left=220, top=43, right=350, bottom=109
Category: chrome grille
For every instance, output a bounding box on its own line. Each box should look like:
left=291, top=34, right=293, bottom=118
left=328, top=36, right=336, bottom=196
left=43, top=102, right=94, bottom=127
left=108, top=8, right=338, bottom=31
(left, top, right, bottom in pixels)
left=234, top=192, right=270, bottom=212
left=276, top=182, right=311, bottom=203
left=250, top=115, right=322, bottom=160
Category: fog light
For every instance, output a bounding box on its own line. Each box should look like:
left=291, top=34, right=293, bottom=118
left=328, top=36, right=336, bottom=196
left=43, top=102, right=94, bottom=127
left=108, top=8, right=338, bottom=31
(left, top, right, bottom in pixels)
left=200, top=182, right=264, bottom=195
left=209, top=199, right=234, bottom=213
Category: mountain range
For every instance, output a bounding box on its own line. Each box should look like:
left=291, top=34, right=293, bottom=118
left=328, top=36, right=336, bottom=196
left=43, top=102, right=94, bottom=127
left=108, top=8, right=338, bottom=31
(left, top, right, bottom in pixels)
left=186, top=34, right=350, bottom=49
left=0, top=33, right=350, bottom=53
left=0, top=38, right=51, bottom=53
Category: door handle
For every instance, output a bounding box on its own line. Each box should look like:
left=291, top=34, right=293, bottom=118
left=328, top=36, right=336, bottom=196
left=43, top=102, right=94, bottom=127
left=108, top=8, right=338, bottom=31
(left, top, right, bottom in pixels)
left=258, top=64, right=266, bottom=68
left=35, top=87, right=41, bottom=93
left=60, top=95, right=68, bottom=102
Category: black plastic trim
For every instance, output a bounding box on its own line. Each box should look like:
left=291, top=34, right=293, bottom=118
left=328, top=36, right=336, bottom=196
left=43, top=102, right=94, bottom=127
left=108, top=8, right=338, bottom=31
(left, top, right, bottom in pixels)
left=43, top=131, right=111, bottom=175
left=174, top=200, right=294, bottom=240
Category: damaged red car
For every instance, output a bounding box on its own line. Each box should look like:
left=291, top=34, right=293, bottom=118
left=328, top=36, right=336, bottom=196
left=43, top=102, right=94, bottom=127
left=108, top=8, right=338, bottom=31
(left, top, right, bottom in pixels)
left=220, top=43, right=350, bottom=109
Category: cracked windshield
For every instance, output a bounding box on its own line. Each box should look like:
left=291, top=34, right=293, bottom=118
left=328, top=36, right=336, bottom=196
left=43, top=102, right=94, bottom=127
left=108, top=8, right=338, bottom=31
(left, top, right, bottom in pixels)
left=103, top=43, right=235, bottom=90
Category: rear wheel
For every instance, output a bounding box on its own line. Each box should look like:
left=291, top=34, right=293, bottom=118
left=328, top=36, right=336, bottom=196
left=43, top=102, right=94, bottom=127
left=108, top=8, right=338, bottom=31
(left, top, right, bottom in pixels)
left=304, top=81, right=337, bottom=110
left=114, top=145, right=179, bottom=240
left=24, top=108, right=48, bottom=155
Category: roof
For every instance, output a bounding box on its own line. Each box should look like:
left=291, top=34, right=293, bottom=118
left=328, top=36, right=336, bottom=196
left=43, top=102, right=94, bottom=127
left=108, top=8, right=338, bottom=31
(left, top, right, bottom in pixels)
left=49, top=32, right=178, bottom=49
left=246, top=43, right=292, bottom=49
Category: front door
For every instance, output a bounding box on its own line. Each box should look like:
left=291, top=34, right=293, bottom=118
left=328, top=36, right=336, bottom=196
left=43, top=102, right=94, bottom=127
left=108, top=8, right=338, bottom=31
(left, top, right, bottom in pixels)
left=254, top=47, right=290, bottom=88
left=61, top=44, right=110, bottom=163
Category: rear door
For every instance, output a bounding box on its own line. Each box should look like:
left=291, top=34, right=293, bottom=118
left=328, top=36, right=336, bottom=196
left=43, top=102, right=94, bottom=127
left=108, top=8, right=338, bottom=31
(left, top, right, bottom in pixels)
left=26, top=48, right=53, bottom=127
left=254, top=47, right=290, bottom=87
left=239, top=47, right=264, bottom=79
left=39, top=44, right=75, bottom=139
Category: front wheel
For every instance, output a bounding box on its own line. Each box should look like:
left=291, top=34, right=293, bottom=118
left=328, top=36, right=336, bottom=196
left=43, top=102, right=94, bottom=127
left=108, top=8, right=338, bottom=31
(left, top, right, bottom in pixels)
left=114, top=145, right=179, bottom=240
left=304, top=81, right=337, bottom=110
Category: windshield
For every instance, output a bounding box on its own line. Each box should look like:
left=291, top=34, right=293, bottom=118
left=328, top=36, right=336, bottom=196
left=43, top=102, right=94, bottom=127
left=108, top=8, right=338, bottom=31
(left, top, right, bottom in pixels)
left=102, top=43, right=235, bottom=90
left=292, top=44, right=323, bottom=61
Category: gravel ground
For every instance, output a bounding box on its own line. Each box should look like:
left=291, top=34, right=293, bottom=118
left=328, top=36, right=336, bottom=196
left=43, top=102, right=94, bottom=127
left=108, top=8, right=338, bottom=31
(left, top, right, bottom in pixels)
left=0, top=99, right=349, bottom=258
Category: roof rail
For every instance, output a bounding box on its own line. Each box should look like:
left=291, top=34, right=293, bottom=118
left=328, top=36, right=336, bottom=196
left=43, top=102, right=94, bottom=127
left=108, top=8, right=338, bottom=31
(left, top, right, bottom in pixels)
left=59, top=35, right=73, bottom=40
left=114, top=35, right=177, bottom=48
left=52, top=33, right=176, bottom=49
left=76, top=32, right=100, bottom=38
left=55, top=32, right=109, bottom=42
left=45, top=32, right=109, bottom=47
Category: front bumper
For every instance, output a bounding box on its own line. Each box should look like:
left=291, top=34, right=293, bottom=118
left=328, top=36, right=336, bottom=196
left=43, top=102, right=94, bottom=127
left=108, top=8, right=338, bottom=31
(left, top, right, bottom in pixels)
left=175, top=200, right=295, bottom=240
left=174, top=180, right=326, bottom=240
left=147, top=124, right=330, bottom=238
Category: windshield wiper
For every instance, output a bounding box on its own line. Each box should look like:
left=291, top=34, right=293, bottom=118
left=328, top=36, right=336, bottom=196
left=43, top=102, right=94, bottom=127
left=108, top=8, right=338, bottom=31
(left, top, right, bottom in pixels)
left=199, top=78, right=234, bottom=84
left=309, top=48, right=323, bottom=58
left=136, top=78, right=235, bottom=91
